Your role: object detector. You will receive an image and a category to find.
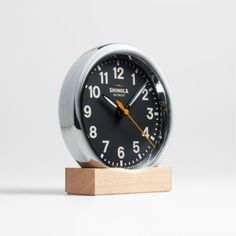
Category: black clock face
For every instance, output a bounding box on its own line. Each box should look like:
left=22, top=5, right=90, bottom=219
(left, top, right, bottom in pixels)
left=80, top=54, right=166, bottom=168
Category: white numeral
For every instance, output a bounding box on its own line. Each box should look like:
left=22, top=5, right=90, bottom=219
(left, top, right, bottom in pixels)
left=99, top=71, right=108, bottom=84
left=117, top=146, right=125, bottom=159
left=89, top=126, right=97, bottom=138
left=146, top=107, right=154, bottom=120
left=113, top=67, right=124, bottom=79
left=83, top=105, right=91, bottom=118
left=133, top=141, right=140, bottom=153
left=142, top=127, right=149, bottom=138
left=102, top=140, right=110, bottom=153
left=88, top=85, right=100, bottom=98
left=142, top=89, right=149, bottom=101
left=131, top=73, right=136, bottom=85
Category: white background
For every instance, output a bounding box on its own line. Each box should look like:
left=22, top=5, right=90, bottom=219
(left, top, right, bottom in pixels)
left=0, top=0, right=235, bottom=235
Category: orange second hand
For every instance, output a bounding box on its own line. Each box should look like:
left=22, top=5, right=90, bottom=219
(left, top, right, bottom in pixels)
left=116, top=99, right=155, bottom=148
left=127, top=114, right=155, bottom=148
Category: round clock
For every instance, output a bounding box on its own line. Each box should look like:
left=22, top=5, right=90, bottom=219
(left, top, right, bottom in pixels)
left=59, top=43, right=172, bottom=169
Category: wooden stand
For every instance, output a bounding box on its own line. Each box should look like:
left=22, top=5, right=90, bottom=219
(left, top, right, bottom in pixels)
left=65, top=166, right=172, bottom=195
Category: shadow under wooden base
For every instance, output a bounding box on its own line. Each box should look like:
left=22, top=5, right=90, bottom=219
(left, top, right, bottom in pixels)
left=65, top=166, right=172, bottom=195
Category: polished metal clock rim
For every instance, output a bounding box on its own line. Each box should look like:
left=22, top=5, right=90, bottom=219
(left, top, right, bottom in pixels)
left=59, top=43, right=172, bottom=169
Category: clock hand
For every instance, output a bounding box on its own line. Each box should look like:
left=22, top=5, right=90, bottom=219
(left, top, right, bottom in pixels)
left=102, top=94, right=117, bottom=109
left=126, top=82, right=148, bottom=109
left=116, top=99, right=155, bottom=148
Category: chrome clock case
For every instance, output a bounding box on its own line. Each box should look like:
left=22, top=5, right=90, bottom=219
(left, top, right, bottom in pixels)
left=59, top=43, right=172, bottom=169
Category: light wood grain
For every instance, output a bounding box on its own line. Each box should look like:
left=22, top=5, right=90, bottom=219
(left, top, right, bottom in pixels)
left=65, top=166, right=172, bottom=195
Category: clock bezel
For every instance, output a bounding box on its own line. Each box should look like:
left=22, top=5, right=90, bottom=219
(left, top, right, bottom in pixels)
left=59, top=43, right=172, bottom=169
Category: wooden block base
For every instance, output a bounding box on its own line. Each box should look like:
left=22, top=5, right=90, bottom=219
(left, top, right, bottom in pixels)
left=65, top=166, right=172, bottom=195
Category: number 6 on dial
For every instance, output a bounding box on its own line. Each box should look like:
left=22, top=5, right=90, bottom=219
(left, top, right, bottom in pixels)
left=117, top=146, right=125, bottom=159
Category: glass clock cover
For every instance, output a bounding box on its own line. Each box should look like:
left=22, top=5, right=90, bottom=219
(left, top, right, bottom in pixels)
left=59, top=43, right=172, bottom=169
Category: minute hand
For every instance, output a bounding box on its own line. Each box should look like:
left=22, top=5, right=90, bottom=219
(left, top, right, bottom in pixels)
left=126, top=82, right=147, bottom=109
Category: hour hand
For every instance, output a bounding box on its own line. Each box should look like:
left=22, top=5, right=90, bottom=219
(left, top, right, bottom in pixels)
left=126, top=82, right=148, bottom=109
left=102, top=94, right=117, bottom=109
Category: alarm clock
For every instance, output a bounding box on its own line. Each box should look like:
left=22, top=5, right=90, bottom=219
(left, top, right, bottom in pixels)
left=59, top=43, right=172, bottom=169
